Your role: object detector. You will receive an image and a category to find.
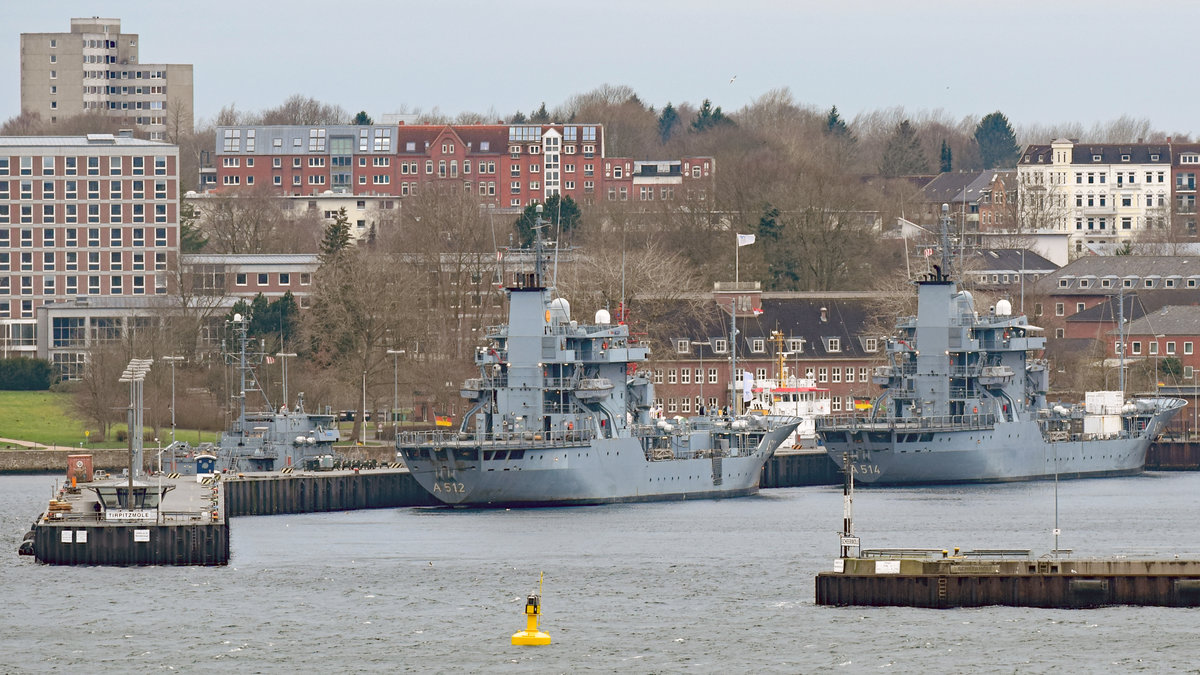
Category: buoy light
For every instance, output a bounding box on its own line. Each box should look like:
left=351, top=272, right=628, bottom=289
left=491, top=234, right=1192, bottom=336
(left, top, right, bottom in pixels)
left=511, top=573, right=551, bottom=646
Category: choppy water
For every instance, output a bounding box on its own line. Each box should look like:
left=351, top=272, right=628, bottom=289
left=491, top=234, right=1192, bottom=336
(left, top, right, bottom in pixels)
left=4, top=472, right=1200, bottom=673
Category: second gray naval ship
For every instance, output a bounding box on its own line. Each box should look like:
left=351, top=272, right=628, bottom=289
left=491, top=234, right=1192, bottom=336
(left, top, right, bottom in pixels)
left=815, top=207, right=1185, bottom=485
left=395, top=207, right=799, bottom=507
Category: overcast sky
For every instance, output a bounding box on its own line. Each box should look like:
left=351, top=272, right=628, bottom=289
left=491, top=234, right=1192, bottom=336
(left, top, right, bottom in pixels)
left=5, top=1, right=1200, bottom=138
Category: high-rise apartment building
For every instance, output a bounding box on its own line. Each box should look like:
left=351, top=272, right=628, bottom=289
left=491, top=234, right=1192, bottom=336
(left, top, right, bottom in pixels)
left=20, top=17, right=194, bottom=140
left=0, top=133, right=180, bottom=364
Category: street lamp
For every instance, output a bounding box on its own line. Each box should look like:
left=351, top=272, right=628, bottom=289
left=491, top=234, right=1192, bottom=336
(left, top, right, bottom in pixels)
left=161, top=356, right=184, bottom=448
left=387, top=349, right=406, bottom=434
left=690, top=341, right=707, bottom=414
left=275, top=352, right=297, bottom=410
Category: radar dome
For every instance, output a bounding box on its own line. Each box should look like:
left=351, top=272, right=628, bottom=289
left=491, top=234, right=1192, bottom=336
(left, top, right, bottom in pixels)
left=996, top=299, right=1012, bottom=316
left=595, top=308, right=611, bottom=324
left=549, top=297, right=571, bottom=323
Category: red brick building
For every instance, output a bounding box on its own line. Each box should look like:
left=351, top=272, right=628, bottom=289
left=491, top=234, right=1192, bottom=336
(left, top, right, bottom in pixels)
left=214, top=123, right=714, bottom=209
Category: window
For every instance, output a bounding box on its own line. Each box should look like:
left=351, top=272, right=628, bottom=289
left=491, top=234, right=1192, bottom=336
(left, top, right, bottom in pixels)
left=864, top=338, right=877, bottom=352
left=1167, top=342, right=1176, bottom=355
left=1131, top=341, right=1142, bottom=355
left=235, top=273, right=247, bottom=286
left=827, top=338, right=841, bottom=352
left=667, top=369, right=677, bottom=384
left=1055, top=303, right=1065, bottom=316
left=713, top=339, right=728, bottom=354
left=818, top=367, right=828, bottom=383
left=676, top=339, right=690, bottom=353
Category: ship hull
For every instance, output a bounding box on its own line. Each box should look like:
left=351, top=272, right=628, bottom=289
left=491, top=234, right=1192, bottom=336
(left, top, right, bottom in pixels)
left=400, top=423, right=796, bottom=507
left=820, top=411, right=1178, bottom=485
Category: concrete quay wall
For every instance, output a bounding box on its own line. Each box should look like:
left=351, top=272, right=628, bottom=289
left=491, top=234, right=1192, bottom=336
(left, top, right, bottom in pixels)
left=223, top=470, right=439, bottom=517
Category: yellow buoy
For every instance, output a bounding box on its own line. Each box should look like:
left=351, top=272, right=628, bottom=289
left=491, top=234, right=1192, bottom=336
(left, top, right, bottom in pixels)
left=511, top=572, right=551, bottom=646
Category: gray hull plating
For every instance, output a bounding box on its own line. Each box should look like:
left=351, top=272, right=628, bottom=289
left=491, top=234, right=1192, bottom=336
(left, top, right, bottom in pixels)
left=822, top=417, right=1172, bottom=485
left=404, top=422, right=795, bottom=506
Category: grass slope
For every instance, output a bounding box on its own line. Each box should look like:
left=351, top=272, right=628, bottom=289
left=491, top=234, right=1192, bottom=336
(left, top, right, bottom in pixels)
left=0, top=391, right=218, bottom=449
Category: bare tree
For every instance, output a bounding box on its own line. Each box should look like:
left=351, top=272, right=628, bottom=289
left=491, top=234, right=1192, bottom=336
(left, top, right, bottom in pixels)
left=192, top=187, right=321, bottom=254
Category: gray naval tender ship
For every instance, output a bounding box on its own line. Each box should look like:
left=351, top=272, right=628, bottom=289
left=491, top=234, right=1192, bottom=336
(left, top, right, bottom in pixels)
left=395, top=209, right=799, bottom=507
left=816, top=209, right=1185, bottom=485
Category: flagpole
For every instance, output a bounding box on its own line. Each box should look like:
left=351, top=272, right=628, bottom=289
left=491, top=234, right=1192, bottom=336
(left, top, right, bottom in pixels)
left=735, top=233, right=739, bottom=284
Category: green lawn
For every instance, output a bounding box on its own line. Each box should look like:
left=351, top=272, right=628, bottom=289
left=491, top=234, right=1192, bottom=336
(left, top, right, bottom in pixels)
left=0, top=390, right=218, bottom=449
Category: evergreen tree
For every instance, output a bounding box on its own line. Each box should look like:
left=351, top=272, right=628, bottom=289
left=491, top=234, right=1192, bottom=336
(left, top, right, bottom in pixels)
left=825, top=105, right=853, bottom=141
left=940, top=140, right=953, bottom=173
left=657, top=102, right=680, bottom=143
left=879, top=120, right=930, bottom=177
left=509, top=110, right=527, bottom=124
left=529, top=103, right=550, bottom=123
left=352, top=110, right=373, bottom=125
left=179, top=200, right=208, bottom=253
left=975, top=111, right=1021, bottom=169
left=319, top=207, right=353, bottom=263
left=514, top=194, right=582, bottom=247
left=691, top=99, right=733, bottom=132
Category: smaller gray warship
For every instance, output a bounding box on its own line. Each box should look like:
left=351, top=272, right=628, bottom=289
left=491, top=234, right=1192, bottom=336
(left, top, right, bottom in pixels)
left=164, top=313, right=339, bottom=473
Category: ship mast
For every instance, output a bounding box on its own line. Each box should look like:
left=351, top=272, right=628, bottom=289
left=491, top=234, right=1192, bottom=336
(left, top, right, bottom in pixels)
left=939, top=203, right=954, bottom=279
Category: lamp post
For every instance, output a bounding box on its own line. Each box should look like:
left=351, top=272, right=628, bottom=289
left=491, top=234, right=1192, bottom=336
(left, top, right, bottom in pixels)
left=1154, top=334, right=1164, bottom=393
left=118, top=358, right=153, bottom=502
left=690, top=341, right=707, bottom=413
left=275, top=352, right=297, bottom=410
left=387, top=349, right=406, bottom=434
left=161, top=356, right=183, bottom=447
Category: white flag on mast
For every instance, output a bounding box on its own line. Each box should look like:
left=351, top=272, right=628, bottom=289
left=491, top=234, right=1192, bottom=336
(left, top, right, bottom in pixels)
left=737, top=233, right=756, bottom=247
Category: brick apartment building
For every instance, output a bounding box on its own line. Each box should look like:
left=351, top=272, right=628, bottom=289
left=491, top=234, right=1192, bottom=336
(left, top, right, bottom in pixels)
left=213, top=123, right=714, bottom=210
left=0, top=133, right=180, bottom=360
left=20, top=17, right=194, bottom=140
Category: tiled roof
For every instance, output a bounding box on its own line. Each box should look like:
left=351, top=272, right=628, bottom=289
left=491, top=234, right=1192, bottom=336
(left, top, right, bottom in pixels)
left=1116, top=305, right=1200, bottom=337
left=1033, top=256, right=1200, bottom=295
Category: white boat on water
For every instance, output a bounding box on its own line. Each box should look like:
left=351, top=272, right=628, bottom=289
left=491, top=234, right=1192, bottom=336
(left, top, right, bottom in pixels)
left=747, top=375, right=830, bottom=450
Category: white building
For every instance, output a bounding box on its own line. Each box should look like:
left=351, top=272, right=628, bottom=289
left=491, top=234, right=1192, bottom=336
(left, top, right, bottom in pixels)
left=1018, top=139, right=1171, bottom=255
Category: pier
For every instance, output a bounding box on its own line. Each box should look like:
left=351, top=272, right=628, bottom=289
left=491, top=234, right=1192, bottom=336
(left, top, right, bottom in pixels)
left=26, top=473, right=229, bottom=566
left=816, top=552, right=1200, bottom=608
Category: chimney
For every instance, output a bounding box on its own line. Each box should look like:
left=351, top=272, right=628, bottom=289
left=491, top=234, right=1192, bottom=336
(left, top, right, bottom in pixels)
left=820, top=307, right=828, bottom=323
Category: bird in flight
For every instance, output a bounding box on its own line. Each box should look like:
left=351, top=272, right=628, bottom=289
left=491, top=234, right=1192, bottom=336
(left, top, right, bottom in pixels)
left=729, top=75, right=737, bottom=84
